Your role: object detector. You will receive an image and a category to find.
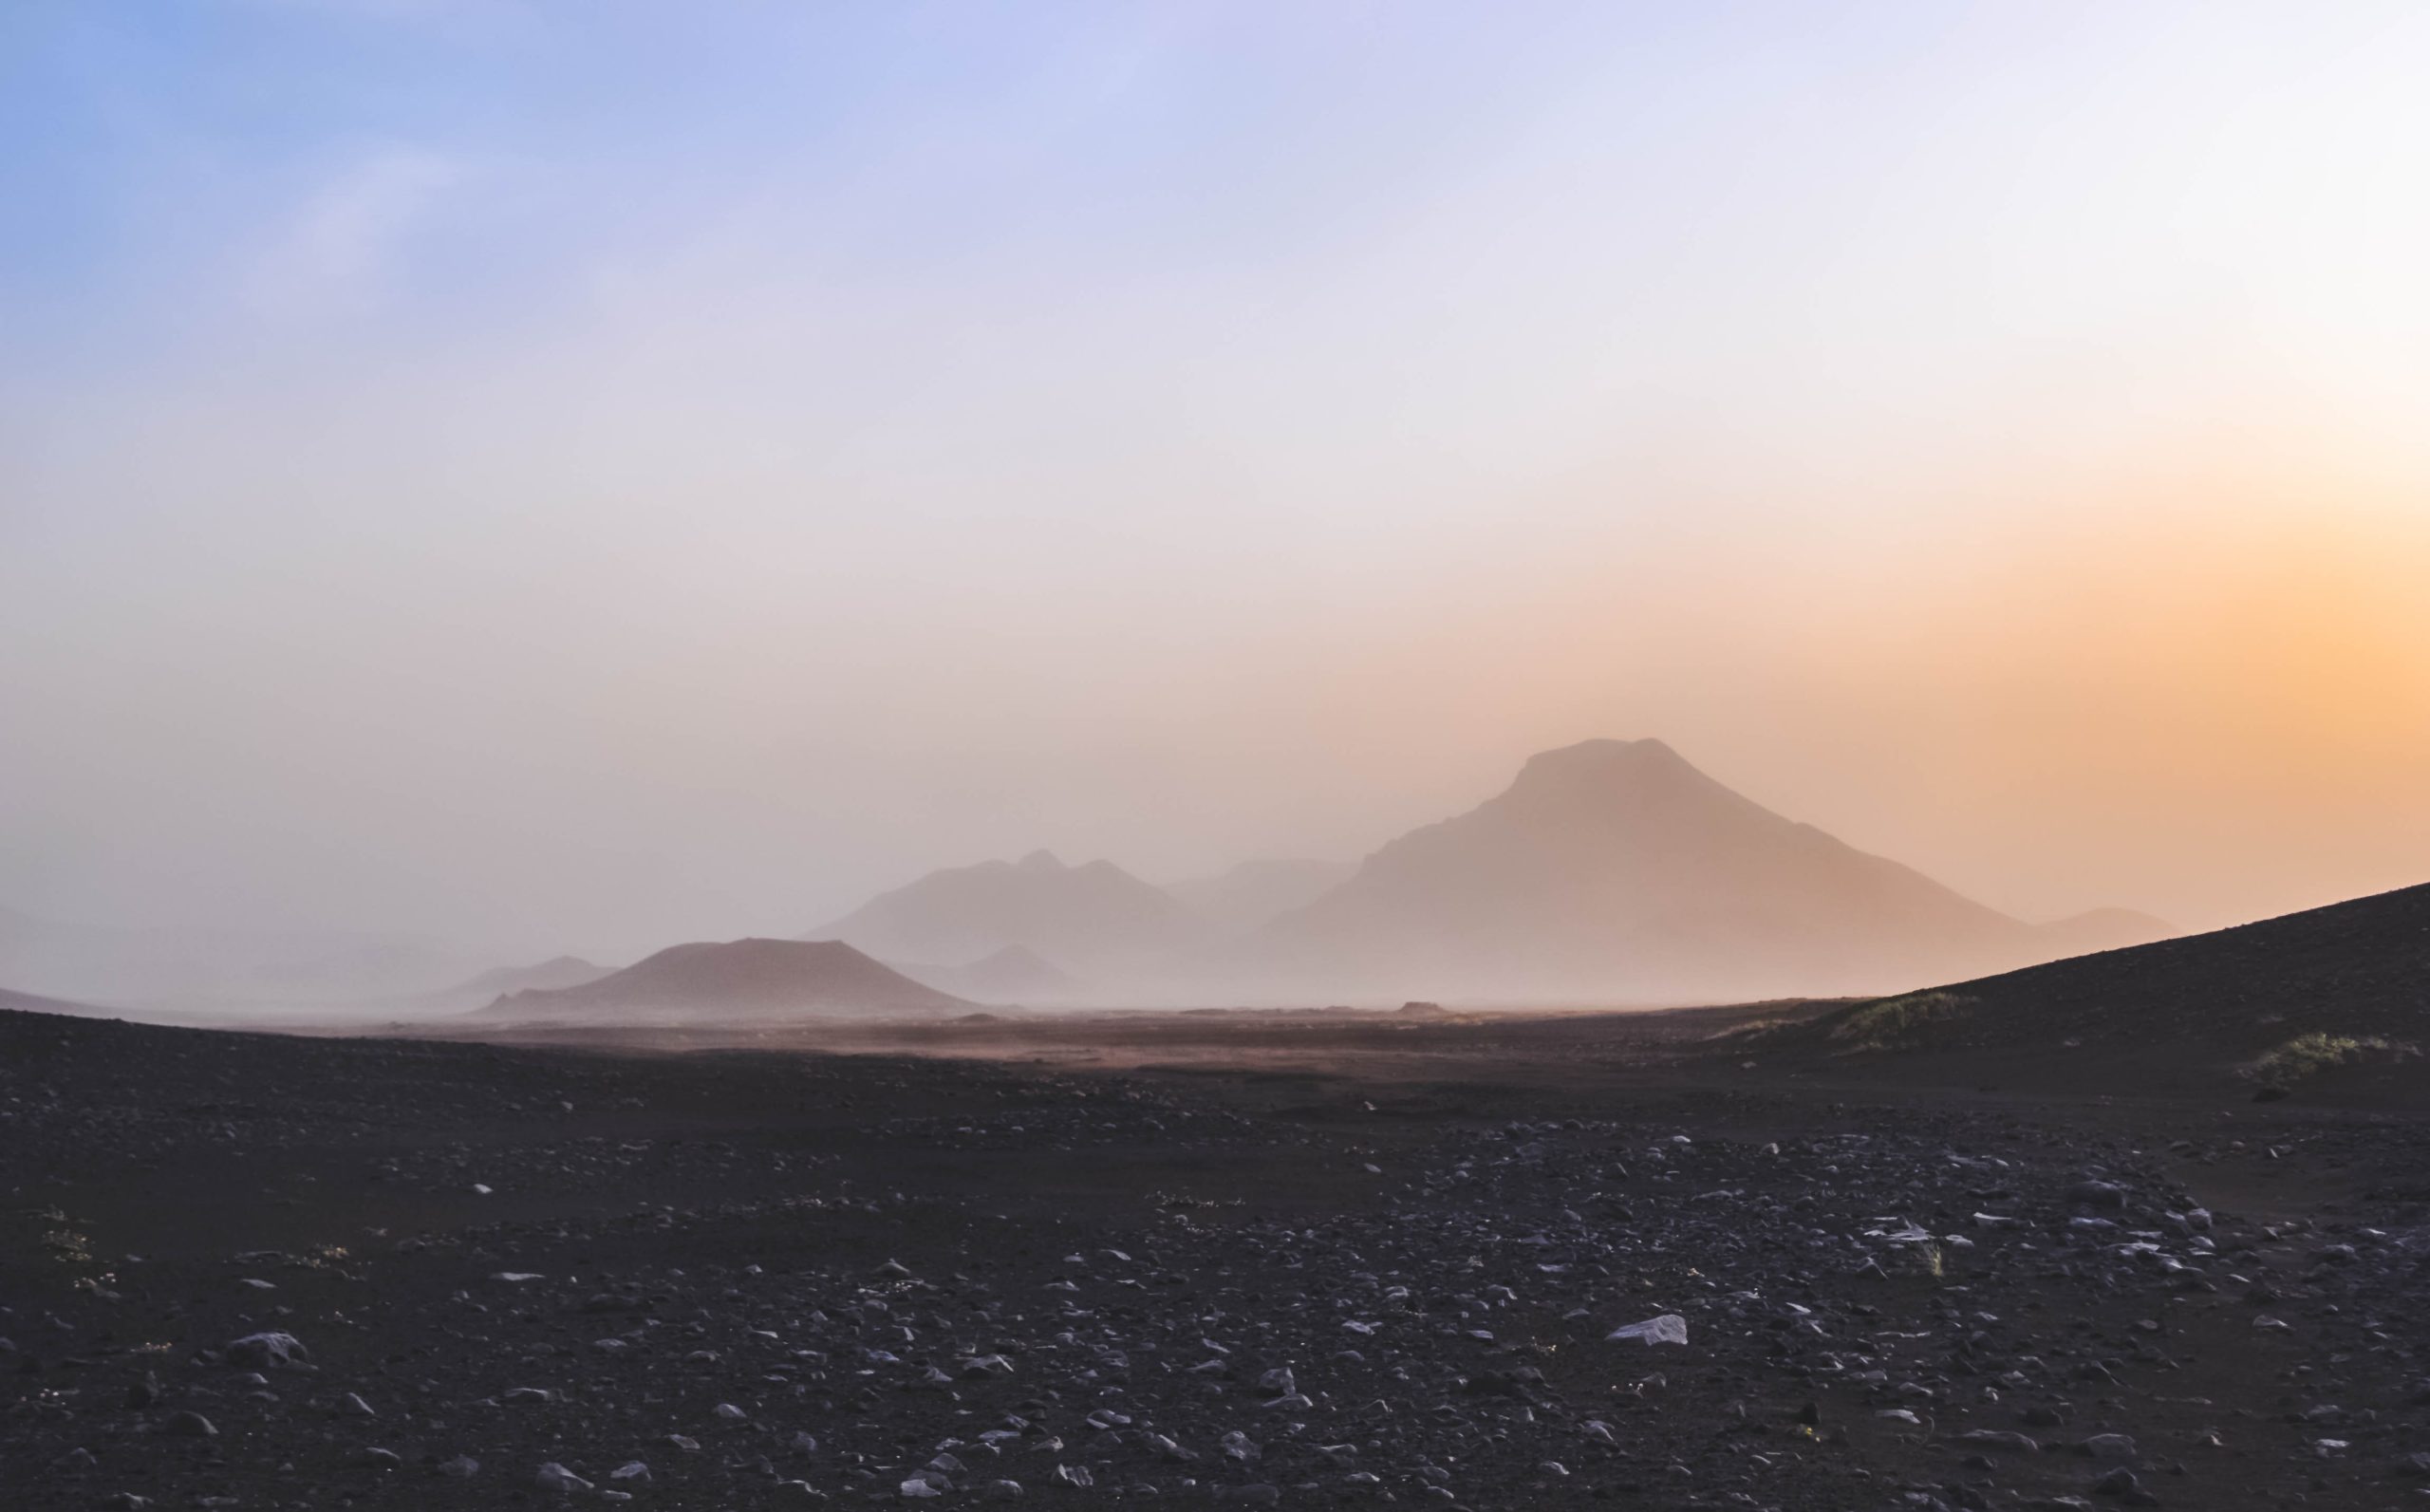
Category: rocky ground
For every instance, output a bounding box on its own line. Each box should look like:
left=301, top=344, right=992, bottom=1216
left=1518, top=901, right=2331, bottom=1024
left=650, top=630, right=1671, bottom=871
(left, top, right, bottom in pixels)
left=5, top=1006, right=2429, bottom=1511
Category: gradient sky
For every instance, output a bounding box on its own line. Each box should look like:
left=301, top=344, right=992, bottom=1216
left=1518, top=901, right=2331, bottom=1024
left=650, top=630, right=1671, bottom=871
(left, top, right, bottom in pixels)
left=4, top=1, right=2428, bottom=965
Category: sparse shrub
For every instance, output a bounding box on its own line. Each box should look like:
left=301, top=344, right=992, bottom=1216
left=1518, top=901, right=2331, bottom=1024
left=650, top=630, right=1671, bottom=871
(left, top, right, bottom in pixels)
left=1709, top=1015, right=1797, bottom=1043
left=2242, top=1033, right=2418, bottom=1089
left=1828, top=991, right=1972, bottom=1052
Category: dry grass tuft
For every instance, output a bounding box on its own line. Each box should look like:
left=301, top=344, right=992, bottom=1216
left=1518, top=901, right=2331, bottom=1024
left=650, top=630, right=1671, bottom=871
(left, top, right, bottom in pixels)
left=2242, top=1033, right=2418, bottom=1089
left=1828, top=991, right=1972, bottom=1052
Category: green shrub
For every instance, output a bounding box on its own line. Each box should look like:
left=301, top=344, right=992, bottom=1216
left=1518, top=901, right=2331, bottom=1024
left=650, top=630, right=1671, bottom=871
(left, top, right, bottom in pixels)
left=1708, top=1014, right=1797, bottom=1043
left=1828, top=991, right=1972, bottom=1052
left=2242, top=1033, right=2418, bottom=1087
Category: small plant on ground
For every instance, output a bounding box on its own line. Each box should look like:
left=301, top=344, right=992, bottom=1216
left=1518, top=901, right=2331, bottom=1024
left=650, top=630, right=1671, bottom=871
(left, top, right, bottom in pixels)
left=1828, top=991, right=1972, bottom=1052
left=1708, top=1015, right=1797, bottom=1043
left=2242, top=1033, right=2418, bottom=1090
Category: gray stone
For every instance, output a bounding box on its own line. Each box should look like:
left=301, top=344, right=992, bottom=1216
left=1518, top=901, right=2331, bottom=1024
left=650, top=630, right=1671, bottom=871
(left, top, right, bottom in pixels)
left=161, top=1411, right=217, bottom=1439
left=223, top=1332, right=309, bottom=1371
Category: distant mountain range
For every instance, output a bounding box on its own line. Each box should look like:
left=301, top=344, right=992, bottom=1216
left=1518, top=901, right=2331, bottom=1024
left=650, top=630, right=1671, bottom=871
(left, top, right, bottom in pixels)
left=805, top=738, right=2172, bottom=1007
left=476, top=939, right=965, bottom=1023
left=9, top=737, right=2183, bottom=1020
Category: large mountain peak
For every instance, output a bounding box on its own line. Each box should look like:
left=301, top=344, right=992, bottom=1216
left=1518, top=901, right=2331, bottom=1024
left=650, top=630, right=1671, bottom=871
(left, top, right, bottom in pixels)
left=1513, top=736, right=1688, bottom=780
left=1247, top=737, right=2072, bottom=1004
left=1502, top=737, right=1743, bottom=811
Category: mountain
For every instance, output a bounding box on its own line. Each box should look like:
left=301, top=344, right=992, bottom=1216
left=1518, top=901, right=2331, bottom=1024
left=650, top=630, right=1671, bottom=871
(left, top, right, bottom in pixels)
left=1247, top=738, right=2173, bottom=1005
left=411, top=955, right=612, bottom=1011
left=1801, top=880, right=2430, bottom=1064
left=891, top=945, right=1086, bottom=1006
left=807, top=850, right=1207, bottom=973
left=476, top=939, right=967, bottom=1023
left=1166, top=858, right=1358, bottom=935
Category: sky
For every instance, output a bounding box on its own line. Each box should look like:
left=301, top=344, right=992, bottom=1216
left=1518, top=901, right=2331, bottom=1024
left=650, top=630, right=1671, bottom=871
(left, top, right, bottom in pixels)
left=3, top=0, right=2428, bottom=968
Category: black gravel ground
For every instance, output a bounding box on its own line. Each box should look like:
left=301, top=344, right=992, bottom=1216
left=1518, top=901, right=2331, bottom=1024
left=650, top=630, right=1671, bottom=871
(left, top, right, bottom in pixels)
left=5, top=1006, right=2429, bottom=1512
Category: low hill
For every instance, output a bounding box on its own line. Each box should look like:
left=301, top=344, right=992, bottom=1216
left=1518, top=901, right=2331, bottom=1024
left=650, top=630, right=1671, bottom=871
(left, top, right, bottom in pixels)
left=443, top=955, right=611, bottom=999
left=401, top=955, right=612, bottom=1012
left=476, top=939, right=967, bottom=1023
left=1785, top=881, right=2430, bottom=1093
left=808, top=850, right=1206, bottom=972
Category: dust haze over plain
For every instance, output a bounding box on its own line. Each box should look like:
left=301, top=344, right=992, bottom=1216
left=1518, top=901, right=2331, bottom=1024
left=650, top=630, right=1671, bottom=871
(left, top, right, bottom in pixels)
left=4, top=3, right=2430, bottom=1008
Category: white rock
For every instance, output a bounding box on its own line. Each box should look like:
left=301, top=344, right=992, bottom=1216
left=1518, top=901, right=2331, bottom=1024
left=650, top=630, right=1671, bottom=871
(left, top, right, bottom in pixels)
left=1605, top=1314, right=1689, bottom=1347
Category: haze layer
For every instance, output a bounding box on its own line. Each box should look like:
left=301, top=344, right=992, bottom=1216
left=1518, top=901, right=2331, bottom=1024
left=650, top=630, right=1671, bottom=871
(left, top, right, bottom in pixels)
left=4, top=3, right=2427, bottom=973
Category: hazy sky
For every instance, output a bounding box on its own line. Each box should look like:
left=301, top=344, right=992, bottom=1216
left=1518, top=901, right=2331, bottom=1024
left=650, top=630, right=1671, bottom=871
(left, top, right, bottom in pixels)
left=5, top=1, right=2428, bottom=964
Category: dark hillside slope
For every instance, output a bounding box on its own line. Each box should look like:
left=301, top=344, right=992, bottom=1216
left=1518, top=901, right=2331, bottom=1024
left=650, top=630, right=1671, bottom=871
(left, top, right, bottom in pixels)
left=1787, top=881, right=2430, bottom=1092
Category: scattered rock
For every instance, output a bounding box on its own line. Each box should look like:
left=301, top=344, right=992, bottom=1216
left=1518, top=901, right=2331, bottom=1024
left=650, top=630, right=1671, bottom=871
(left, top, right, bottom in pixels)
left=1605, top=1314, right=1689, bottom=1346
left=222, top=1333, right=308, bottom=1371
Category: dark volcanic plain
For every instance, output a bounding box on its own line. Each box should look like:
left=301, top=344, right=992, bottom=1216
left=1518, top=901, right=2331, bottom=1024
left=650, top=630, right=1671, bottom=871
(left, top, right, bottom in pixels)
left=6, top=984, right=2428, bottom=1512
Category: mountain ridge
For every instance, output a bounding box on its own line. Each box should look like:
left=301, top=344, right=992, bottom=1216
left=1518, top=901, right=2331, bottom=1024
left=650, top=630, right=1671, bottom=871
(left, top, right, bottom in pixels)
left=1801, top=879, right=2430, bottom=1061
left=790, top=737, right=2170, bottom=1006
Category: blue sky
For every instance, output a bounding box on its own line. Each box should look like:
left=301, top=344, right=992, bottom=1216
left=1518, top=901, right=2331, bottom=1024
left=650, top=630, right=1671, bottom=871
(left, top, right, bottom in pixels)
left=4, top=2, right=2428, bottom=960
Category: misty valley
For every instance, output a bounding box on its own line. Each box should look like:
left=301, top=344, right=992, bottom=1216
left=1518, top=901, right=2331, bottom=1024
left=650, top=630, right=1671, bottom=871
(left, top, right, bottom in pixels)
left=8, top=743, right=2430, bottom=1512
